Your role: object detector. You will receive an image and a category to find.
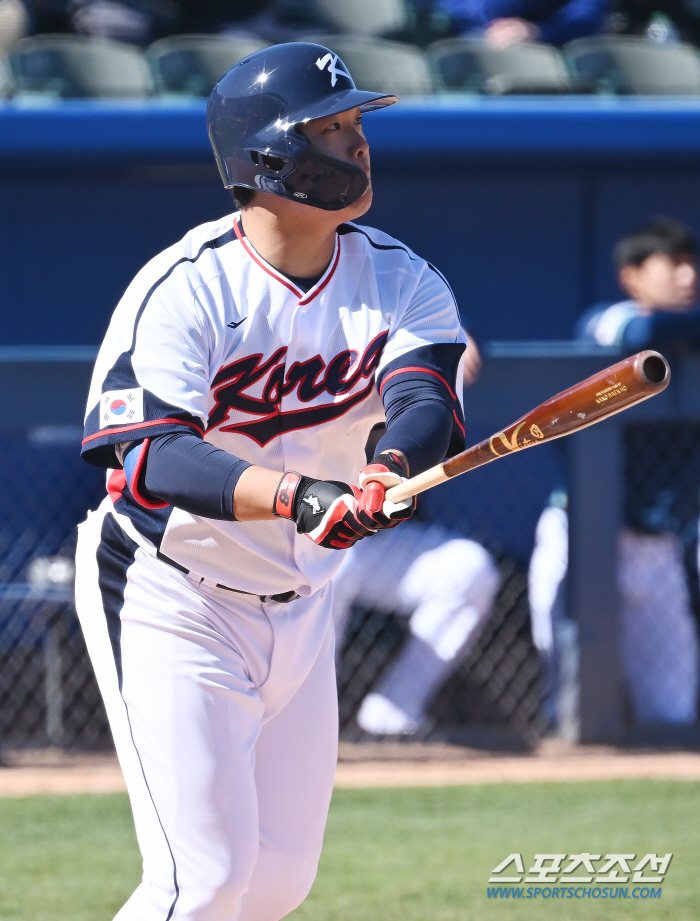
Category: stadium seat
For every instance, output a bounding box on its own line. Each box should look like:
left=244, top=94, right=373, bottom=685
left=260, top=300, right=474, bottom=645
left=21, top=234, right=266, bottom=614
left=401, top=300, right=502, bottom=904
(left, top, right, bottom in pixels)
left=429, top=37, right=577, bottom=94
left=147, top=34, right=269, bottom=97
left=300, top=35, right=436, bottom=96
left=299, top=0, right=409, bottom=37
left=565, top=36, right=700, bottom=94
left=10, top=34, right=152, bottom=98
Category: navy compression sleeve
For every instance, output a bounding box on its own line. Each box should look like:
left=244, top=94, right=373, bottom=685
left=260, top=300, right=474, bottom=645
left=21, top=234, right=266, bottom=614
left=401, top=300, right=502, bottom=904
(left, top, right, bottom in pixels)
left=375, top=377, right=457, bottom=475
left=375, top=342, right=466, bottom=474
left=123, top=432, right=251, bottom=520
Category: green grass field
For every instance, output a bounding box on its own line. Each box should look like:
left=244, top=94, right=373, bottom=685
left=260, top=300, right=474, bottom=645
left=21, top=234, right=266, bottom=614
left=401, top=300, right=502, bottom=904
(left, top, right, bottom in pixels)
left=0, top=780, right=697, bottom=920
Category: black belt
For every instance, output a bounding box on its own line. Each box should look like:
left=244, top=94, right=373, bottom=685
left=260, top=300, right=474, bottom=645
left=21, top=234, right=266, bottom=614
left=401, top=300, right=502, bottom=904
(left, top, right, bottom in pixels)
left=156, top=551, right=300, bottom=604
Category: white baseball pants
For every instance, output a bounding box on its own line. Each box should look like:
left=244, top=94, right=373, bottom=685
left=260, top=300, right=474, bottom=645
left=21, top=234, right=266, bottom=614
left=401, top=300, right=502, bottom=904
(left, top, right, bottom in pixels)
left=75, top=501, right=338, bottom=921
left=529, top=506, right=699, bottom=726
left=332, top=523, right=500, bottom=733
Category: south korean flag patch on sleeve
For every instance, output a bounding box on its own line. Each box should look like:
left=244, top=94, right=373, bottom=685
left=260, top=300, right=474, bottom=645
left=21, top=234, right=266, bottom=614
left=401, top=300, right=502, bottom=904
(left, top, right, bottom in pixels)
left=100, top=388, right=144, bottom=428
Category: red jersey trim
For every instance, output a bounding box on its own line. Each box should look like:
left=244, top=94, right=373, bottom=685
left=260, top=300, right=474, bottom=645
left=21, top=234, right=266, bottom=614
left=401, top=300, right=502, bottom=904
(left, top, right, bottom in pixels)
left=234, top=215, right=341, bottom=304
left=82, top=417, right=203, bottom=446
left=233, top=217, right=302, bottom=297
left=379, top=366, right=458, bottom=401
left=128, top=438, right=170, bottom=510
left=298, top=237, right=341, bottom=305
left=107, top=469, right=127, bottom=504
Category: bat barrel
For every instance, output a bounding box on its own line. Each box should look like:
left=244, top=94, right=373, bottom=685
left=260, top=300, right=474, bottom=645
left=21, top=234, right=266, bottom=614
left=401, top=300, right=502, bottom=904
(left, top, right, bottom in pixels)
left=385, top=349, right=671, bottom=505
left=637, top=350, right=669, bottom=387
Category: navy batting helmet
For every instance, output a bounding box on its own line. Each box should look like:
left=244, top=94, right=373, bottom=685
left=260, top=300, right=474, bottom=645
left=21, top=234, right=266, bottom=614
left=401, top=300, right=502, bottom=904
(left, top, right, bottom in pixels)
left=206, top=42, right=398, bottom=212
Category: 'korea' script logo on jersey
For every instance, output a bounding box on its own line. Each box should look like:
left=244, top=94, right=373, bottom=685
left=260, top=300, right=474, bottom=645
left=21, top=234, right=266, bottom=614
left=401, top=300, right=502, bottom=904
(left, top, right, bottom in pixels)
left=207, top=331, right=388, bottom=446
left=315, top=53, right=350, bottom=87
left=100, top=388, right=144, bottom=428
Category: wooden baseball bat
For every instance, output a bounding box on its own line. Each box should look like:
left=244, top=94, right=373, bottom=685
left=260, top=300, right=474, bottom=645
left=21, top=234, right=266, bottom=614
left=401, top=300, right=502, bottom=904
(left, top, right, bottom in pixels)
left=385, top=349, right=670, bottom=504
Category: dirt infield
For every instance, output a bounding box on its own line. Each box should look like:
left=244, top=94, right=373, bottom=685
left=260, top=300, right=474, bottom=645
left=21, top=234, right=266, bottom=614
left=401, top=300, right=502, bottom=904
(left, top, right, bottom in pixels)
left=1, top=740, right=700, bottom=796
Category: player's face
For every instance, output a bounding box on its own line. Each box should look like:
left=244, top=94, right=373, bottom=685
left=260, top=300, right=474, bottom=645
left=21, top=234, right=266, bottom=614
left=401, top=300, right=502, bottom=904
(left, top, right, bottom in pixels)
left=299, top=107, right=373, bottom=218
left=620, top=253, right=698, bottom=311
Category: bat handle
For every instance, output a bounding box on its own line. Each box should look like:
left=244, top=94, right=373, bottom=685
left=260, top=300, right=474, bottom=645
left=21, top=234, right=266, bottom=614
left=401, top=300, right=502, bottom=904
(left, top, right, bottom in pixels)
left=385, top=466, right=450, bottom=504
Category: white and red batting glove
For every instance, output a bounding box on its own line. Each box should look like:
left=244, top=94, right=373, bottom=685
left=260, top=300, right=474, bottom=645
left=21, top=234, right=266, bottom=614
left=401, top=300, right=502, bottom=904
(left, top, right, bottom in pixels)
left=357, top=451, right=415, bottom=530
left=273, top=471, right=376, bottom=550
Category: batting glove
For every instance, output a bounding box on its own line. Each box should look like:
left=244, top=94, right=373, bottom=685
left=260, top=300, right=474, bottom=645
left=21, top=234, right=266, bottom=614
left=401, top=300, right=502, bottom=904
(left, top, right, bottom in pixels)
left=273, top=472, right=376, bottom=550
left=357, top=452, right=415, bottom=530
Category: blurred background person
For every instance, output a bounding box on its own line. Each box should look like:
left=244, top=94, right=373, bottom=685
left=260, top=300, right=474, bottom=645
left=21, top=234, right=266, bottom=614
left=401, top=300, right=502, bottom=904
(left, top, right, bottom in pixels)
left=435, top=0, right=608, bottom=46
left=332, top=336, right=502, bottom=736
left=577, top=216, right=700, bottom=350
left=530, top=216, right=700, bottom=729
left=23, top=0, right=273, bottom=45
left=0, top=0, right=27, bottom=51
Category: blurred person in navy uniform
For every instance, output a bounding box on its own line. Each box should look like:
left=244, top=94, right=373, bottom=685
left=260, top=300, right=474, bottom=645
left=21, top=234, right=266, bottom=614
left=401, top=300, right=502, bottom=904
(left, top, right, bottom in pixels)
left=332, top=336, right=501, bottom=736
left=577, top=217, right=700, bottom=350
left=530, top=217, right=700, bottom=728
left=435, top=0, right=608, bottom=46
left=25, top=0, right=271, bottom=45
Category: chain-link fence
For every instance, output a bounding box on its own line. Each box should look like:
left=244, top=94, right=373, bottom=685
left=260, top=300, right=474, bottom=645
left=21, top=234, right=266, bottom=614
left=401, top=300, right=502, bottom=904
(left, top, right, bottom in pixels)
left=334, top=421, right=700, bottom=745
left=2, top=401, right=700, bottom=751
left=333, top=439, right=561, bottom=746
left=0, top=425, right=108, bottom=749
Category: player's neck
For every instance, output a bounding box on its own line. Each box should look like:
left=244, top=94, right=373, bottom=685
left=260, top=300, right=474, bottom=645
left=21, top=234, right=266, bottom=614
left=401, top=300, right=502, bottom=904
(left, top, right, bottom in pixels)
left=239, top=201, right=338, bottom=279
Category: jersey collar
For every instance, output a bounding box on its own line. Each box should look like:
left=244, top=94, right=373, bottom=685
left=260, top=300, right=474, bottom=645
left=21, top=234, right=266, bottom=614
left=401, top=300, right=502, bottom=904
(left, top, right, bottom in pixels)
left=233, top=214, right=341, bottom=306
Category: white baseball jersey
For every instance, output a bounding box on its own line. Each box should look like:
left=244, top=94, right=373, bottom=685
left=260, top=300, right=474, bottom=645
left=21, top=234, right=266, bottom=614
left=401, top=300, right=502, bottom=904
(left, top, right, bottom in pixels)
left=82, top=212, right=466, bottom=596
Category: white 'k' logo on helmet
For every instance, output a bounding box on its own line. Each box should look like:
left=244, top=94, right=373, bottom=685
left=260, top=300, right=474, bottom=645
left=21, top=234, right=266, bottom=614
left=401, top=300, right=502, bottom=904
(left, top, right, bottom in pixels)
left=315, top=53, right=350, bottom=87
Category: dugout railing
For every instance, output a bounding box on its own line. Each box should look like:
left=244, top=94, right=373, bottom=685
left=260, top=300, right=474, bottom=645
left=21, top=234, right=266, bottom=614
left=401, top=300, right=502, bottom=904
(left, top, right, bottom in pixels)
left=1, top=344, right=699, bottom=751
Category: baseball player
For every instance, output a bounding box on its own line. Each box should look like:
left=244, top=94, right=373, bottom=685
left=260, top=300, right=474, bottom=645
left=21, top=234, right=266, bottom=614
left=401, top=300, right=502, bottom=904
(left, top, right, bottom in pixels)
left=75, top=42, right=467, bottom=921
left=530, top=218, right=700, bottom=728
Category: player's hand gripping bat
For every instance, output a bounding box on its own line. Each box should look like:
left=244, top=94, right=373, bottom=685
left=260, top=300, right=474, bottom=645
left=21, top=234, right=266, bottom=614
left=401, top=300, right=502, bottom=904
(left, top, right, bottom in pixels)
left=384, top=350, right=670, bottom=505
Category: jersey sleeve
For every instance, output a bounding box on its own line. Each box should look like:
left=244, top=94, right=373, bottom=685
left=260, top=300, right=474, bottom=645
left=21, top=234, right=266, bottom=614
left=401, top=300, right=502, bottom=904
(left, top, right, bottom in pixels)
left=81, top=274, right=215, bottom=469
left=378, top=262, right=466, bottom=375
left=377, top=262, right=467, bottom=455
